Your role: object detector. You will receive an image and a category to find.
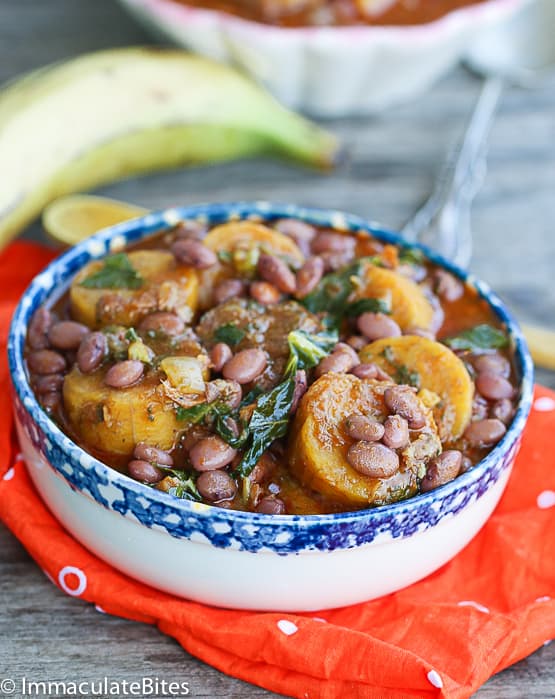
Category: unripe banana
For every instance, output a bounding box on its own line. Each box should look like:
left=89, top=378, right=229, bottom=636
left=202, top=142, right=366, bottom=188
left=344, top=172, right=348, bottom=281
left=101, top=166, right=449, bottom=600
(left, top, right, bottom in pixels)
left=0, top=47, right=338, bottom=247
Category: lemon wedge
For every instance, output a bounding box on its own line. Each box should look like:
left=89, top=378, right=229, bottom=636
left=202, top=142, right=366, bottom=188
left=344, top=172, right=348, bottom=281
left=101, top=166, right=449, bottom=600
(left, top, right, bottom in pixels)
left=43, top=194, right=148, bottom=246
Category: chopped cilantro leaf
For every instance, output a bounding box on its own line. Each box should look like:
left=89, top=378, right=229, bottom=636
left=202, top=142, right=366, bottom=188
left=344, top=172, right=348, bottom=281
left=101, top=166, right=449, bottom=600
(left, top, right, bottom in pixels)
left=399, top=247, right=426, bottom=266
left=214, top=324, right=246, bottom=347
left=444, top=324, right=509, bottom=352
left=80, top=253, right=143, bottom=290
left=345, top=298, right=391, bottom=317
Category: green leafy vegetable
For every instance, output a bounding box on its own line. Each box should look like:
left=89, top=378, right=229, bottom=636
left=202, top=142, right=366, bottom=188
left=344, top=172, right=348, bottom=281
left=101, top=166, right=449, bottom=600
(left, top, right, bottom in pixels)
left=217, top=250, right=233, bottom=264
left=125, top=327, right=140, bottom=342
left=175, top=329, right=336, bottom=479
left=233, top=330, right=336, bottom=478
left=444, top=324, right=509, bottom=352
left=175, top=402, right=217, bottom=424
left=395, top=365, right=421, bottom=389
left=345, top=298, right=391, bottom=318
left=382, top=346, right=420, bottom=389
left=213, top=413, right=249, bottom=449
left=214, top=323, right=246, bottom=347
left=175, top=395, right=248, bottom=447
left=301, top=259, right=363, bottom=319
left=300, top=256, right=384, bottom=327
left=240, top=386, right=265, bottom=407
left=80, top=253, right=143, bottom=290
left=233, top=378, right=296, bottom=478
left=163, top=471, right=202, bottom=501
left=286, top=329, right=338, bottom=373
left=399, top=247, right=426, bottom=266
left=102, top=325, right=131, bottom=360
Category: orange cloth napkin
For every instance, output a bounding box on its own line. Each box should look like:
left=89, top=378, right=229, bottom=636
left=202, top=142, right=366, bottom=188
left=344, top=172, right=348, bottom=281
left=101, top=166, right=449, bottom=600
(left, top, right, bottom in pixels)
left=1, top=241, right=554, bottom=699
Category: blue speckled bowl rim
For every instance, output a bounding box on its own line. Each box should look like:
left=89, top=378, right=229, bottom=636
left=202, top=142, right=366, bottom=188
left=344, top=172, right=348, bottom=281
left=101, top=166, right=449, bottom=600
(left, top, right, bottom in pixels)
left=7, top=202, right=534, bottom=546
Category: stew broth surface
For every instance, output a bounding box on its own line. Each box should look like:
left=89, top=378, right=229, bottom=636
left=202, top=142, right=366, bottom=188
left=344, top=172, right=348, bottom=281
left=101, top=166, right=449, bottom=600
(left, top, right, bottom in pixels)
left=26, top=217, right=518, bottom=515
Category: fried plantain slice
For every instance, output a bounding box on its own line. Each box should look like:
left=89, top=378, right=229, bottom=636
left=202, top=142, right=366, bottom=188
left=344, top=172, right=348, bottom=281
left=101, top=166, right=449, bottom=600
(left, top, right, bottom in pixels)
left=288, top=373, right=441, bottom=506
left=359, top=335, right=474, bottom=441
left=63, top=367, right=184, bottom=456
left=356, top=264, right=434, bottom=331
left=70, top=250, right=198, bottom=328
left=199, top=221, right=304, bottom=307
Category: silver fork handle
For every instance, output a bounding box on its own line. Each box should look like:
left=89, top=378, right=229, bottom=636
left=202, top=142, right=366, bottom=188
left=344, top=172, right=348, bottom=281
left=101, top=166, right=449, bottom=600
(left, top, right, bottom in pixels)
left=401, top=76, right=505, bottom=266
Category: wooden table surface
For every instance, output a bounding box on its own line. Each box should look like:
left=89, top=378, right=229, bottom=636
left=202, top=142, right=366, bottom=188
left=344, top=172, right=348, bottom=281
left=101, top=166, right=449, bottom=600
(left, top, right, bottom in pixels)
left=1, top=1, right=554, bottom=697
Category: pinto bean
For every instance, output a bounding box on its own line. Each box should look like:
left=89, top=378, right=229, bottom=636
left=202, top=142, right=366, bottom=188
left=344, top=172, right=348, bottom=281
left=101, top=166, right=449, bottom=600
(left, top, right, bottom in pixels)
left=205, top=380, right=243, bottom=409
left=133, top=442, right=173, bottom=466
left=274, top=219, right=316, bottom=256
left=290, top=370, right=308, bottom=414
left=472, top=393, right=489, bottom=421
left=174, top=220, right=207, bottom=240
left=345, top=415, right=385, bottom=442
left=490, top=398, right=515, bottom=425
left=104, top=359, right=144, bottom=388
left=464, top=418, right=507, bottom=447
left=77, top=331, right=107, bottom=374
left=430, top=301, right=445, bottom=334
left=257, top=254, right=296, bottom=294
left=420, top=450, right=462, bottom=492
left=40, top=391, right=62, bottom=413
left=171, top=238, right=217, bottom=269
left=334, top=342, right=360, bottom=367
left=197, top=470, right=237, bottom=502
left=347, top=442, right=399, bottom=478
left=223, top=417, right=240, bottom=439
left=382, top=415, right=410, bottom=450
left=315, top=350, right=357, bottom=378
left=213, top=278, right=246, bottom=305
left=190, top=435, right=237, bottom=471
left=375, top=366, right=394, bottom=381
left=405, top=326, right=436, bottom=340
left=128, top=459, right=164, bottom=484
left=460, top=456, right=473, bottom=473
left=27, top=349, right=66, bottom=375
left=221, top=380, right=243, bottom=409
left=476, top=372, right=515, bottom=401
left=274, top=219, right=316, bottom=243
left=210, top=343, right=233, bottom=372
left=295, top=256, right=324, bottom=298
left=34, top=373, right=64, bottom=395
left=321, top=250, right=355, bottom=272
left=350, top=363, right=378, bottom=380
left=28, top=307, right=54, bottom=350
left=222, top=349, right=267, bottom=384
left=249, top=453, right=277, bottom=484
left=249, top=281, right=281, bottom=305
left=256, top=496, right=286, bottom=514
left=346, top=335, right=368, bottom=351
left=311, top=231, right=355, bottom=256
left=384, top=386, right=426, bottom=429
left=48, top=321, right=90, bottom=350
left=269, top=440, right=286, bottom=460
left=473, top=353, right=511, bottom=378
left=357, top=312, right=402, bottom=341
left=138, top=311, right=185, bottom=336
left=434, top=269, right=464, bottom=302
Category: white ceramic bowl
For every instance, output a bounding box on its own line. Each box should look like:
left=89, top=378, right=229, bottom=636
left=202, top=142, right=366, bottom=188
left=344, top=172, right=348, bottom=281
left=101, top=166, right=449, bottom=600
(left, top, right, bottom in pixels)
left=8, top=202, right=533, bottom=611
left=117, top=0, right=534, bottom=115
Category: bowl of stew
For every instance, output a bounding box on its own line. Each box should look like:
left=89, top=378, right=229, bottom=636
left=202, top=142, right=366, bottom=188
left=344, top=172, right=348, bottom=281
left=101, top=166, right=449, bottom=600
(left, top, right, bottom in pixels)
left=117, top=0, right=534, bottom=114
left=8, top=202, right=533, bottom=611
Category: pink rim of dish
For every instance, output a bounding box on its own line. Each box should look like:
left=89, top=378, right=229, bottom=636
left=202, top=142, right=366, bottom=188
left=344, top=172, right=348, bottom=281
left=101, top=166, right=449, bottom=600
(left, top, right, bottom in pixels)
left=125, top=0, right=527, bottom=40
